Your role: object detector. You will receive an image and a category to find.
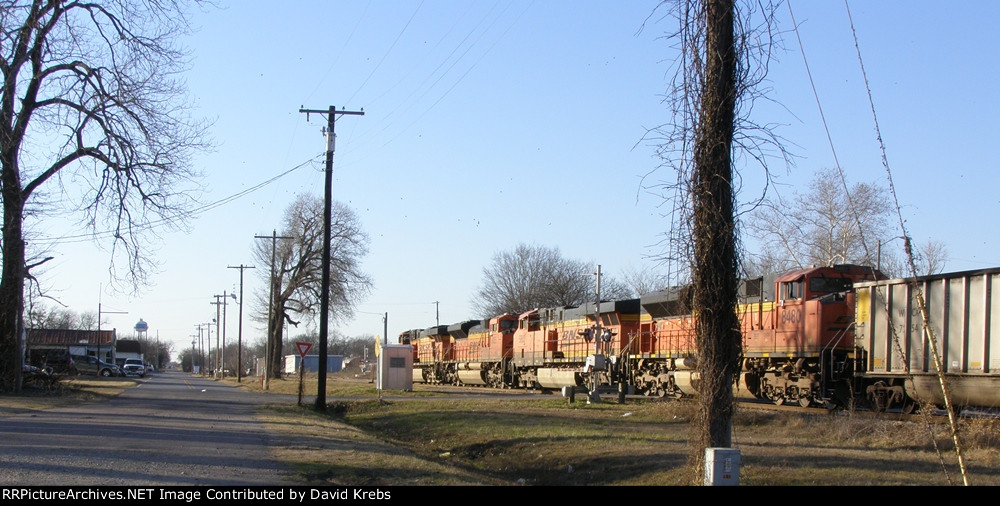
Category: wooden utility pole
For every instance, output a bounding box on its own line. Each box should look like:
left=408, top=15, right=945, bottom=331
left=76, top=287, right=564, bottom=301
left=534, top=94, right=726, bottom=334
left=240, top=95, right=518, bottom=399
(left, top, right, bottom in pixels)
left=299, top=105, right=364, bottom=412
left=228, top=264, right=255, bottom=382
left=254, top=231, right=292, bottom=390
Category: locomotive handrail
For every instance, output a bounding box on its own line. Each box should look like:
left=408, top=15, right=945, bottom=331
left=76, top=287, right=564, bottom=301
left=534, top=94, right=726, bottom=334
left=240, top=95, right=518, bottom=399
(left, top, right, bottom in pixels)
left=821, top=321, right=856, bottom=401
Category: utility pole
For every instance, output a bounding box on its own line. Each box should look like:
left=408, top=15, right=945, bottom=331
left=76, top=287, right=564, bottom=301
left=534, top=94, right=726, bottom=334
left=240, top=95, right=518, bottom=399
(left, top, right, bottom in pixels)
left=254, top=231, right=292, bottom=390
left=299, top=104, right=364, bottom=412
left=97, top=300, right=126, bottom=365
left=196, top=323, right=211, bottom=375
left=229, top=264, right=255, bottom=382
left=211, top=292, right=230, bottom=377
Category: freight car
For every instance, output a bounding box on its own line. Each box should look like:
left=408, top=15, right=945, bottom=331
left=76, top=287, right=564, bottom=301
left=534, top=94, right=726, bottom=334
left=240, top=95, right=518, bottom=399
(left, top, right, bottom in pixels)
left=853, top=267, right=1000, bottom=411
left=400, top=265, right=1000, bottom=412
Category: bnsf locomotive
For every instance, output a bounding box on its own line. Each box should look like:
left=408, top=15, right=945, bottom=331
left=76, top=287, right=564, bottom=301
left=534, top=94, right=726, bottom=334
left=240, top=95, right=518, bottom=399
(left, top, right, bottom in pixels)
left=399, top=265, right=1000, bottom=411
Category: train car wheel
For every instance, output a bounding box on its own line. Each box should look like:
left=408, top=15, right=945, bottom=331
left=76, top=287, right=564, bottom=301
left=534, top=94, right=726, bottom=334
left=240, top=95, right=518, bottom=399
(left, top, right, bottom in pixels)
left=798, top=396, right=812, bottom=408
left=901, top=399, right=918, bottom=414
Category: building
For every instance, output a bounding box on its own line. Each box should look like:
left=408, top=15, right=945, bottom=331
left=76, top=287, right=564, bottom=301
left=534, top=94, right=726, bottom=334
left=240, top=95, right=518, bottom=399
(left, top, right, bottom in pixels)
left=115, top=339, right=143, bottom=366
left=283, top=354, right=343, bottom=374
left=26, top=328, right=118, bottom=367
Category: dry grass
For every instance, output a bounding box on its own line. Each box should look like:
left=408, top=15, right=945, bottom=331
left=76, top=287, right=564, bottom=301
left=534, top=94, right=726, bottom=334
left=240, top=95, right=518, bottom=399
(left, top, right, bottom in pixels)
left=249, top=379, right=1000, bottom=486
left=0, top=376, right=136, bottom=415
left=258, top=403, right=503, bottom=486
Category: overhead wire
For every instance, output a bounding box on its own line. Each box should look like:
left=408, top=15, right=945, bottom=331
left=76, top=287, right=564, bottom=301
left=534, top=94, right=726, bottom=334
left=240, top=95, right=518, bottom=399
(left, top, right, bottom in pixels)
left=842, top=0, right=969, bottom=486
left=789, top=0, right=967, bottom=486
left=30, top=154, right=323, bottom=247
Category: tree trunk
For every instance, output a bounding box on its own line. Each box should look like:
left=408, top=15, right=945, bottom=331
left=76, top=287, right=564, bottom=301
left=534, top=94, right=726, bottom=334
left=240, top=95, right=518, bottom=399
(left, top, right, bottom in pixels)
left=268, top=309, right=283, bottom=379
left=692, top=0, right=741, bottom=469
left=0, top=161, right=26, bottom=393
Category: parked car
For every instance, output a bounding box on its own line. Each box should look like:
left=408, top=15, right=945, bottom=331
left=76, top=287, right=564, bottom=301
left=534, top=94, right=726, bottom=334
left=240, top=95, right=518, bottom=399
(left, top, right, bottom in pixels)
left=30, top=349, right=75, bottom=375
left=122, top=358, right=145, bottom=377
left=71, top=355, right=121, bottom=377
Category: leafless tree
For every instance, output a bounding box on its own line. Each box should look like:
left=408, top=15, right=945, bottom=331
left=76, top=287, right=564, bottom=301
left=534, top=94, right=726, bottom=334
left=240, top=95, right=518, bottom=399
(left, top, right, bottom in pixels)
left=746, top=168, right=891, bottom=269
left=745, top=168, right=948, bottom=277
left=620, top=264, right=670, bottom=296
left=915, top=240, right=949, bottom=276
left=0, top=1, right=210, bottom=392
left=471, top=244, right=628, bottom=318
left=252, top=194, right=372, bottom=379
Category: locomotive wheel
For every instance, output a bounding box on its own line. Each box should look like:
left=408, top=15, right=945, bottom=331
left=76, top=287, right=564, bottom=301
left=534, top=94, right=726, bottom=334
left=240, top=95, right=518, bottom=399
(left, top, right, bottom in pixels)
left=765, top=388, right=784, bottom=406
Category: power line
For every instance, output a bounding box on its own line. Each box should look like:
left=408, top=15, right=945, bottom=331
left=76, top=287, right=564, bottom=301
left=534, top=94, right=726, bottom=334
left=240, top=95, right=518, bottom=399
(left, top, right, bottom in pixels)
left=31, top=155, right=321, bottom=247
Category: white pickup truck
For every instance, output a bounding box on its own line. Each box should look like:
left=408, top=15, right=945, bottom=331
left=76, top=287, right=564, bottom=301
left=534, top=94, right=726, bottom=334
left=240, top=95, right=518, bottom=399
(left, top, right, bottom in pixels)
left=123, top=358, right=146, bottom=377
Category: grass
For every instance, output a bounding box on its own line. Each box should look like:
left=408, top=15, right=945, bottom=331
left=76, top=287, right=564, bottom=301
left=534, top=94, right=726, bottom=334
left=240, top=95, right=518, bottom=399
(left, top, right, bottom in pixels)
left=0, top=376, right=137, bottom=415
left=6, top=371, right=998, bottom=486
left=215, top=371, right=443, bottom=398
left=249, top=378, right=1000, bottom=486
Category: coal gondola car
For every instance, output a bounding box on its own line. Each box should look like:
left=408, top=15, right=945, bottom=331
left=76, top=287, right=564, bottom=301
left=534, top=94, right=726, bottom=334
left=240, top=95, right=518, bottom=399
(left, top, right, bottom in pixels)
left=854, top=267, right=1000, bottom=412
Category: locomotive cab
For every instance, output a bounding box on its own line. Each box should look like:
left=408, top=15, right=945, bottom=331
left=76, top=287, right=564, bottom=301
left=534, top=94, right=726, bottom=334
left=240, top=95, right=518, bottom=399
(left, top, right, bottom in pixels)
left=744, top=264, right=885, bottom=406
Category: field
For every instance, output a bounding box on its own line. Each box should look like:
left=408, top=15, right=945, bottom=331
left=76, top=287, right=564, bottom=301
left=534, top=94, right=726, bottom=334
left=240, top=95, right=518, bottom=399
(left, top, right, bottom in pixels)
left=245, top=373, right=1000, bottom=486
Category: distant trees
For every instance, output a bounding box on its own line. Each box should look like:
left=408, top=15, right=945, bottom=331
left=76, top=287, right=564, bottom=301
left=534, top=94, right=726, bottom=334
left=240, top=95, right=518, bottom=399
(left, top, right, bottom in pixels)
left=26, top=305, right=99, bottom=331
left=744, top=168, right=948, bottom=277
left=0, top=1, right=209, bottom=392
left=252, top=195, right=372, bottom=379
left=471, top=244, right=630, bottom=318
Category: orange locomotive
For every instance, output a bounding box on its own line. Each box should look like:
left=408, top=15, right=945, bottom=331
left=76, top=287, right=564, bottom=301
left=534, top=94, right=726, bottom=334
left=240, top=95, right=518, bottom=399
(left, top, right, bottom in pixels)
left=509, top=300, right=640, bottom=389
left=630, top=264, right=885, bottom=406
left=399, top=315, right=518, bottom=387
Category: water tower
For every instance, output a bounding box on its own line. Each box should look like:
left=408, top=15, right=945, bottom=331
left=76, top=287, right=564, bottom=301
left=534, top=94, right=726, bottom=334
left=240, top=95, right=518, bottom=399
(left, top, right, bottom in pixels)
left=134, top=318, right=148, bottom=340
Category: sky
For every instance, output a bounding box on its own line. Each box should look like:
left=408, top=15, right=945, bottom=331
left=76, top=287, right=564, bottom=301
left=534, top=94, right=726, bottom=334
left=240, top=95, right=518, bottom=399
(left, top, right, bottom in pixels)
left=27, top=1, right=1000, bottom=361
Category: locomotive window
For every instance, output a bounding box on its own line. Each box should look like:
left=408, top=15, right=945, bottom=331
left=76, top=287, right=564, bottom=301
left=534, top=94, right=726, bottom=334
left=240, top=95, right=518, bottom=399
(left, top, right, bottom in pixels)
left=601, top=314, right=620, bottom=326
left=782, top=280, right=803, bottom=301
left=809, top=277, right=853, bottom=294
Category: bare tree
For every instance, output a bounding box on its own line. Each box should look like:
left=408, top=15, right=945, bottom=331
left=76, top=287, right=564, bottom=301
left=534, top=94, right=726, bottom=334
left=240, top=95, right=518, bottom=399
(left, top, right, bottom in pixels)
left=620, top=264, right=670, bottom=296
left=0, top=1, right=210, bottom=392
left=747, top=168, right=891, bottom=269
left=471, top=244, right=628, bottom=318
left=252, top=194, right=372, bottom=379
left=745, top=168, right=948, bottom=278
left=916, top=240, right=949, bottom=276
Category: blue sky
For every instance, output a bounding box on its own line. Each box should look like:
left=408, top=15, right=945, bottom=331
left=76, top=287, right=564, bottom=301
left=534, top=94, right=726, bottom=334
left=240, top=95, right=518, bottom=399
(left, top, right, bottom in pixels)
left=31, top=1, right=1000, bottom=359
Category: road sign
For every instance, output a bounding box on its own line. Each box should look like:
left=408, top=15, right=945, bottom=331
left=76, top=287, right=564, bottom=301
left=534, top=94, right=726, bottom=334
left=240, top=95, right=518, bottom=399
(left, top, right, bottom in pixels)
left=296, top=341, right=312, bottom=358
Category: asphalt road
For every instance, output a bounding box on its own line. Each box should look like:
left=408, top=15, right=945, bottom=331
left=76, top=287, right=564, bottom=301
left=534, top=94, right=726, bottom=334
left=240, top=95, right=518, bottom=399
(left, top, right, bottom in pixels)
left=0, top=371, right=296, bottom=486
